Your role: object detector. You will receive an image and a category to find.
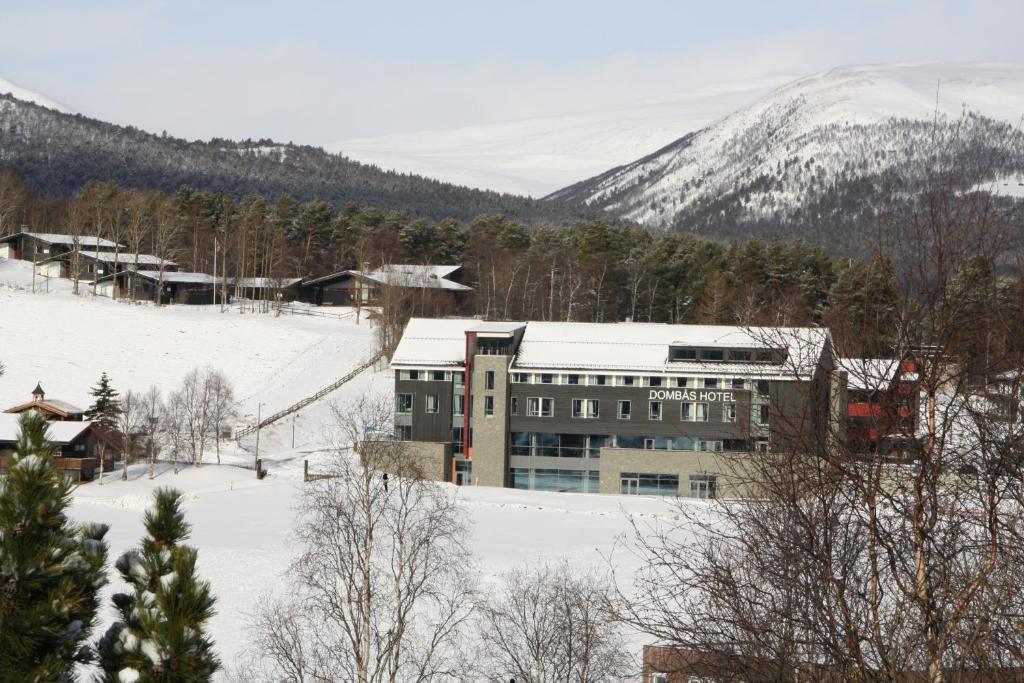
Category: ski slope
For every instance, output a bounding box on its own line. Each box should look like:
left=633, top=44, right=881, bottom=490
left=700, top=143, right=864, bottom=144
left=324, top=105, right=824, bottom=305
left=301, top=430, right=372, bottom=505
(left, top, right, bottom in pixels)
left=0, top=76, right=69, bottom=112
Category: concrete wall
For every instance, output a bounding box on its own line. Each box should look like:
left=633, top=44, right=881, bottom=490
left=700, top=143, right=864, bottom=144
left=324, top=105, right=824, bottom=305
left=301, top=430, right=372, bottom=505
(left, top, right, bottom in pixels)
left=365, top=440, right=451, bottom=483
left=470, top=354, right=511, bottom=488
left=598, top=447, right=758, bottom=498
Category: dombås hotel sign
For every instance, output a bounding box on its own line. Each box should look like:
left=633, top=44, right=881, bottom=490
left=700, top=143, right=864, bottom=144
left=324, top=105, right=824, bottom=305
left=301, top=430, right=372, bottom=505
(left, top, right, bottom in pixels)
left=648, top=389, right=736, bottom=402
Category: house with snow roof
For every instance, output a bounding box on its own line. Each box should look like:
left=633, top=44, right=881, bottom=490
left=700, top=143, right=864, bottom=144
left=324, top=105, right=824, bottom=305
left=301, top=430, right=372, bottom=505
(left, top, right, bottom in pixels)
left=36, top=250, right=178, bottom=281
left=299, top=264, right=472, bottom=308
left=0, top=229, right=123, bottom=262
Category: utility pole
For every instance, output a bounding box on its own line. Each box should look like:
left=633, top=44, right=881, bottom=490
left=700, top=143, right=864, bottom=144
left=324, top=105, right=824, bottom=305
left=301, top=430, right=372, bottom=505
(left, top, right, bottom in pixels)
left=291, top=413, right=296, bottom=449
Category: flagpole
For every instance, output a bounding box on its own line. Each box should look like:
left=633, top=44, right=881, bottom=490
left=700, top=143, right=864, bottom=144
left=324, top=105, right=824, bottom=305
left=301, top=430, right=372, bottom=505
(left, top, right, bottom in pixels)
left=213, top=236, right=219, bottom=312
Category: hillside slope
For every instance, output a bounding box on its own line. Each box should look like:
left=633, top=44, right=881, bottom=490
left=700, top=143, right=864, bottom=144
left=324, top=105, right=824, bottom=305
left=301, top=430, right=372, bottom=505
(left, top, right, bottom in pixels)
left=549, top=63, right=1024, bottom=247
left=0, top=93, right=591, bottom=224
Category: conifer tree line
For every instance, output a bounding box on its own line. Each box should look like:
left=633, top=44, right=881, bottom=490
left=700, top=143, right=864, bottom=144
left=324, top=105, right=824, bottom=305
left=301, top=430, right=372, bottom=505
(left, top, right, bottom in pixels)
left=2, top=165, right=1022, bottom=362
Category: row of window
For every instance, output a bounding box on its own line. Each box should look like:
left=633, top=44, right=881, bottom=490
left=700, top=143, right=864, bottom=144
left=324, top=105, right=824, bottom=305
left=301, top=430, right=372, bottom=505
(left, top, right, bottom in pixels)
left=398, top=369, right=465, bottom=383
left=511, top=373, right=769, bottom=393
left=507, top=467, right=717, bottom=498
left=510, top=467, right=600, bottom=494
left=619, top=472, right=717, bottom=498
left=510, top=432, right=752, bottom=456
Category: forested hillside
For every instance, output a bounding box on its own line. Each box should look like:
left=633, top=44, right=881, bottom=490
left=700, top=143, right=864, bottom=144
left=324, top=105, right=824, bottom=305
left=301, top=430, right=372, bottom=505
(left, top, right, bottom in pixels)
left=0, top=94, right=592, bottom=225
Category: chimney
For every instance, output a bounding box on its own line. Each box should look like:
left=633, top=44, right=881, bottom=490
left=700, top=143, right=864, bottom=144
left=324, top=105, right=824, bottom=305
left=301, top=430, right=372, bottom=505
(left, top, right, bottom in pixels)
left=32, top=381, right=45, bottom=401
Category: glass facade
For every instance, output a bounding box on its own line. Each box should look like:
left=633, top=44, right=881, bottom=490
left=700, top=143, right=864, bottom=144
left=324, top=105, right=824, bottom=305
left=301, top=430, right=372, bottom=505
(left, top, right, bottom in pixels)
left=511, top=467, right=600, bottom=493
left=619, top=472, right=679, bottom=496
left=510, top=432, right=607, bottom=458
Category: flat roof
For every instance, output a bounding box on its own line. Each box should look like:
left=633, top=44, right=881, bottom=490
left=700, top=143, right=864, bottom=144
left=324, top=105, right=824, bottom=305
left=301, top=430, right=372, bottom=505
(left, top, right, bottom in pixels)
left=391, top=319, right=830, bottom=380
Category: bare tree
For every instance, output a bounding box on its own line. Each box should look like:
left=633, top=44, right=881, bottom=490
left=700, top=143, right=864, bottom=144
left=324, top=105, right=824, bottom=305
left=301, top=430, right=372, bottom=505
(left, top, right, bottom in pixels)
left=139, top=385, right=163, bottom=479
left=206, top=369, right=237, bottom=466
left=240, top=395, right=475, bottom=683
left=116, top=389, right=145, bottom=480
left=474, top=561, right=632, bottom=683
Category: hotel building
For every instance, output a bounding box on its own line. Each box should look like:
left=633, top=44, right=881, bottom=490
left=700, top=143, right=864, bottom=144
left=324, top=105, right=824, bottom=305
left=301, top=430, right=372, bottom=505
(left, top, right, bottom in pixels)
left=389, top=318, right=843, bottom=498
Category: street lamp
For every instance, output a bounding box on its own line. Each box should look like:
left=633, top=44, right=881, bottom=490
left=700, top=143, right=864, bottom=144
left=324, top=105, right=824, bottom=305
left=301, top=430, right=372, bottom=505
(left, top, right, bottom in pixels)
left=148, top=415, right=159, bottom=480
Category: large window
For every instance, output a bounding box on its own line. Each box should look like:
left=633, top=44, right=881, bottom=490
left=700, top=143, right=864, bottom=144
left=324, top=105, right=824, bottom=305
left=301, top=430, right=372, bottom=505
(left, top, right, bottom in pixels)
left=396, top=393, right=413, bottom=414
left=509, top=433, right=608, bottom=459
left=540, top=373, right=554, bottom=384
left=567, top=374, right=581, bottom=385
left=527, top=397, right=554, bottom=417
left=649, top=400, right=663, bottom=420
left=617, top=400, right=631, bottom=420
left=396, top=425, right=412, bottom=441
left=511, top=468, right=599, bottom=494
left=694, top=402, right=709, bottom=422
left=432, top=370, right=446, bottom=381
left=425, top=395, right=439, bottom=414
left=689, top=474, right=717, bottom=499
left=571, top=398, right=600, bottom=419
left=648, top=376, right=663, bottom=387
left=620, top=472, right=679, bottom=496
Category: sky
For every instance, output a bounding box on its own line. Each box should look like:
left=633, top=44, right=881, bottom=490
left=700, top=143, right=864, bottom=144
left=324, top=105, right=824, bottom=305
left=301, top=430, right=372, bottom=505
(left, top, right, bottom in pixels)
left=2, top=0, right=1024, bottom=146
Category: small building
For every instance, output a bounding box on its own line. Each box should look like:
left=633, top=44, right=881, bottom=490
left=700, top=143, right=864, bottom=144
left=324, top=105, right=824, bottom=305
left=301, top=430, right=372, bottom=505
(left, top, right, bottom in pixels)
left=96, top=270, right=220, bottom=305
left=4, top=382, right=86, bottom=421
left=0, top=413, right=110, bottom=482
left=232, top=277, right=304, bottom=303
left=300, top=264, right=471, bottom=307
left=837, top=357, right=919, bottom=455
left=36, top=250, right=177, bottom=280
left=0, top=230, right=123, bottom=261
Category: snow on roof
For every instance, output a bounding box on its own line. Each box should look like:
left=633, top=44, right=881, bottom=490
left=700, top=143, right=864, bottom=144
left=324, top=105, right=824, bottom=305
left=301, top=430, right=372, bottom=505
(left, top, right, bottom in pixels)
left=0, top=232, right=123, bottom=248
left=5, top=398, right=85, bottom=416
left=233, top=277, right=303, bottom=288
left=468, top=321, right=526, bottom=334
left=391, top=318, right=482, bottom=367
left=0, top=413, right=92, bottom=444
left=392, top=319, right=830, bottom=379
left=836, top=358, right=900, bottom=392
left=362, top=265, right=471, bottom=291
left=84, top=252, right=177, bottom=266
left=148, top=272, right=218, bottom=284
left=514, top=322, right=828, bottom=379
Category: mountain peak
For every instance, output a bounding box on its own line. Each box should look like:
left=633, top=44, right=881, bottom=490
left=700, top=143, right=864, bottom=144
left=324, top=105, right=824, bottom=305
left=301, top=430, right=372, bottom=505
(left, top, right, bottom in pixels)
left=0, top=77, right=69, bottom=113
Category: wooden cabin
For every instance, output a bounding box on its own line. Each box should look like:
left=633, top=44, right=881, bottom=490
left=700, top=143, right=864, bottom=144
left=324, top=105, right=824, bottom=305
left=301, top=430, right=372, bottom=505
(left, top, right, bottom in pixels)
left=96, top=269, right=220, bottom=305
left=299, top=265, right=471, bottom=307
left=0, top=414, right=112, bottom=481
left=0, top=230, right=122, bottom=261
left=36, top=251, right=178, bottom=280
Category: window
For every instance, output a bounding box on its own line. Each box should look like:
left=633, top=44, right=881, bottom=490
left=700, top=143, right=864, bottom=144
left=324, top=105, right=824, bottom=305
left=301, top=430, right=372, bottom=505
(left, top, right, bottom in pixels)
left=408, top=370, right=420, bottom=380
left=675, top=377, right=689, bottom=388
left=452, top=427, right=464, bottom=453
left=695, top=402, right=709, bottom=422
left=510, top=397, right=518, bottom=415
left=621, top=375, right=636, bottom=386
left=732, top=378, right=745, bottom=389
left=723, top=402, right=737, bottom=423
left=484, top=396, right=494, bottom=416
left=453, top=394, right=464, bottom=417
left=396, top=425, right=412, bottom=441
left=425, top=395, right=440, bottom=413
left=756, top=380, right=770, bottom=396
left=540, top=373, right=554, bottom=384
left=648, top=376, right=663, bottom=387
left=396, top=393, right=413, bottom=414
left=669, top=347, right=697, bottom=361
left=730, top=350, right=752, bottom=362
left=527, top=397, right=553, bottom=417
left=591, top=375, right=607, bottom=386
left=512, top=372, right=529, bottom=383
left=485, top=371, right=495, bottom=390
left=621, top=472, right=679, bottom=496
left=649, top=400, right=662, bottom=420
left=432, top=370, right=446, bottom=381
left=689, top=474, right=717, bottom=499
left=567, top=374, right=581, bottom=385
left=615, top=434, right=644, bottom=449
left=704, top=377, right=718, bottom=389
left=758, top=404, right=770, bottom=425
left=453, top=371, right=465, bottom=384
left=617, top=400, right=631, bottom=420
left=681, top=402, right=692, bottom=421
left=572, top=399, right=599, bottom=419
left=700, top=349, right=725, bottom=362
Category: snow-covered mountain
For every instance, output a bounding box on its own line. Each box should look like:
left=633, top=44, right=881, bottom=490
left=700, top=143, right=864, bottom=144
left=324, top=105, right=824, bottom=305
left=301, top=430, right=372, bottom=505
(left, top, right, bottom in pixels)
left=330, top=76, right=792, bottom=197
left=549, top=63, right=1024, bottom=231
left=0, top=77, right=68, bottom=113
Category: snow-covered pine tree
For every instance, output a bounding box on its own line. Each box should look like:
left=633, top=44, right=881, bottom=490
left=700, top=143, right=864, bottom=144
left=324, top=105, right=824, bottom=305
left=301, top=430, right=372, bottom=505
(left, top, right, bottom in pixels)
left=96, top=487, right=219, bottom=682
left=0, top=413, right=110, bottom=681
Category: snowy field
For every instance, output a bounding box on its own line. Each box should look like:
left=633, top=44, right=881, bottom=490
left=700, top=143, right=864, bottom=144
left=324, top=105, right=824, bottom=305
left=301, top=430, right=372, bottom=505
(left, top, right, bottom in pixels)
left=0, top=256, right=692, bottom=675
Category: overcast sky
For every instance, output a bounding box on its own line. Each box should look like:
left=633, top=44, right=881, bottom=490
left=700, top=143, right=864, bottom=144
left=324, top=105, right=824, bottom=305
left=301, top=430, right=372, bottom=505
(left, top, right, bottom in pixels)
left=2, top=0, right=1023, bottom=145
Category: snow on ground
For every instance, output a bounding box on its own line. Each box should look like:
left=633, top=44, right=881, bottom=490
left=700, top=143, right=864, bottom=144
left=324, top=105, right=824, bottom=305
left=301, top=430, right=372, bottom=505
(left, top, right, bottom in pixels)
left=0, top=257, right=377, bottom=435
left=2, top=256, right=700, bottom=676
left=0, top=75, right=70, bottom=112
left=70, top=457, right=689, bottom=677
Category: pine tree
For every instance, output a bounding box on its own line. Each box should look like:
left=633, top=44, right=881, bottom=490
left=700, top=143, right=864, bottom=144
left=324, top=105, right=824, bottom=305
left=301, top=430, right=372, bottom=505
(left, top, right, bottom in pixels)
left=85, top=372, right=122, bottom=433
left=96, top=488, right=219, bottom=682
left=0, top=413, right=110, bottom=682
